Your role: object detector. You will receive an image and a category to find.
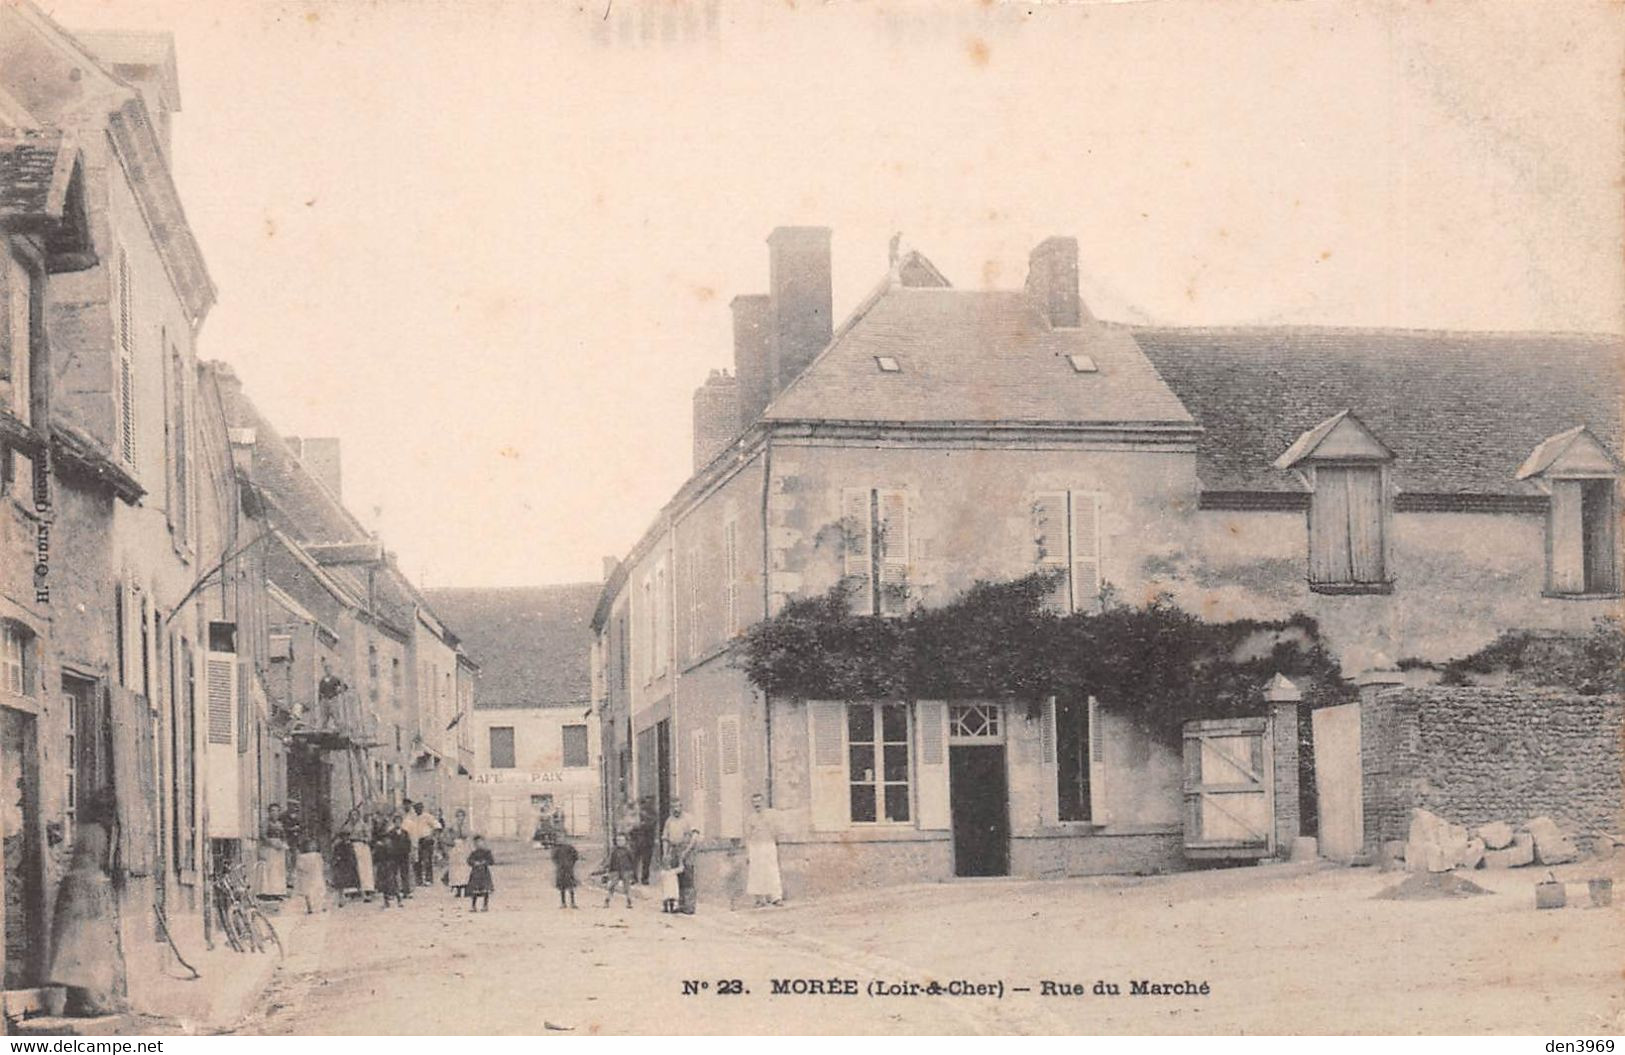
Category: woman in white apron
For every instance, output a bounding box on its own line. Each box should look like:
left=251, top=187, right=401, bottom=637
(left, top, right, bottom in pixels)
left=258, top=805, right=289, bottom=896
left=744, top=793, right=783, bottom=906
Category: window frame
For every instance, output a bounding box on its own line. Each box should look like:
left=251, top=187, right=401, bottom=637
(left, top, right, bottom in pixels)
left=1545, top=474, right=1621, bottom=598
left=1, top=621, right=34, bottom=697
left=561, top=723, right=590, bottom=769
left=846, top=701, right=912, bottom=825
left=1305, top=462, right=1393, bottom=595
left=488, top=725, right=517, bottom=769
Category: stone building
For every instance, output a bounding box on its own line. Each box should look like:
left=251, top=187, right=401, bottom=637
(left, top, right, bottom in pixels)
left=426, top=585, right=601, bottom=840
left=591, top=225, right=1622, bottom=898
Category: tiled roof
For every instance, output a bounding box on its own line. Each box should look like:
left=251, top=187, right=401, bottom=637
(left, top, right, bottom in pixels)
left=0, top=128, right=74, bottom=224
left=1133, top=327, right=1625, bottom=495
left=763, top=287, right=1195, bottom=426
left=422, top=585, right=600, bottom=710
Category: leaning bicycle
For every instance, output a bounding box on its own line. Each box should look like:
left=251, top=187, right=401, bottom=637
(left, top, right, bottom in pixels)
left=211, top=863, right=283, bottom=959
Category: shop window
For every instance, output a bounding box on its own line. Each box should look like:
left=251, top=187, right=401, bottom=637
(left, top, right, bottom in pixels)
left=562, top=724, right=590, bottom=769
left=489, top=725, right=516, bottom=769
left=847, top=702, right=910, bottom=823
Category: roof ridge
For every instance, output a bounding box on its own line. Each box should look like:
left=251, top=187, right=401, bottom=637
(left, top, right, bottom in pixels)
left=1126, top=322, right=1625, bottom=341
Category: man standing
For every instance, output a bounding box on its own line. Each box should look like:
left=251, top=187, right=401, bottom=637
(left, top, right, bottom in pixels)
left=632, top=796, right=657, bottom=884
left=402, top=801, right=442, bottom=888
left=660, top=798, right=688, bottom=864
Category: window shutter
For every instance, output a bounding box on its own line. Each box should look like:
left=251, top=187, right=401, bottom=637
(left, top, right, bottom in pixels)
left=877, top=488, right=910, bottom=617
left=1087, top=695, right=1109, bottom=824
left=914, top=701, right=950, bottom=830
left=1583, top=481, right=1619, bottom=593
left=1549, top=479, right=1586, bottom=594
left=723, top=520, right=739, bottom=635
left=1039, top=695, right=1059, bottom=826
left=689, top=727, right=709, bottom=837
left=808, top=700, right=849, bottom=831
left=1309, top=467, right=1353, bottom=584
left=206, top=652, right=235, bottom=746
left=1069, top=492, right=1102, bottom=612
left=116, top=251, right=136, bottom=467
left=1346, top=467, right=1385, bottom=582
left=717, top=715, right=744, bottom=838
left=841, top=488, right=874, bottom=614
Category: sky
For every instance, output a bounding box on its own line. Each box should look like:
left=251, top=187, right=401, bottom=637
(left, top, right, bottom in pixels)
left=39, top=0, right=1625, bottom=589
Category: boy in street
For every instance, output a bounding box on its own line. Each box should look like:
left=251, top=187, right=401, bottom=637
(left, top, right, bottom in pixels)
left=597, top=833, right=636, bottom=909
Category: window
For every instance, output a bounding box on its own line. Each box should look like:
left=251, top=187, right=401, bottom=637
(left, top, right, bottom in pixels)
left=874, top=355, right=901, bottom=373
left=723, top=519, right=740, bottom=635
left=1066, top=354, right=1098, bottom=373
left=115, top=249, right=136, bottom=467
left=1055, top=696, right=1093, bottom=822
left=848, top=702, right=910, bottom=823
left=684, top=543, right=700, bottom=661
left=489, top=726, right=516, bottom=769
left=172, top=637, right=197, bottom=874
left=842, top=488, right=910, bottom=617
left=1, top=251, right=31, bottom=424
left=1549, top=477, right=1619, bottom=595
left=1308, top=465, right=1388, bottom=590
left=64, top=689, right=77, bottom=824
left=0, top=623, right=32, bottom=696
left=1032, top=491, right=1103, bottom=613
left=615, top=613, right=629, bottom=691
left=653, top=559, right=670, bottom=676
left=167, top=343, right=191, bottom=548
left=949, top=703, right=1000, bottom=740
left=562, top=724, right=590, bottom=768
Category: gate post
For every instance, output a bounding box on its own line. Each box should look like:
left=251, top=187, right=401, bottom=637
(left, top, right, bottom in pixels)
left=1265, top=675, right=1302, bottom=857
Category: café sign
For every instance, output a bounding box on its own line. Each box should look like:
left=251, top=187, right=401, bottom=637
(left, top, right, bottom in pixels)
left=474, top=770, right=568, bottom=785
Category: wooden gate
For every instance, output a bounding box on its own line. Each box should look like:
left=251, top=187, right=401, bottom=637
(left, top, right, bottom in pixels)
left=1182, top=717, right=1275, bottom=859
left=1311, top=703, right=1363, bottom=861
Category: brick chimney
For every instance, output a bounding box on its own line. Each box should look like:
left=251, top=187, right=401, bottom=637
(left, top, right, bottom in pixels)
left=731, top=293, right=773, bottom=428
left=286, top=436, right=342, bottom=499
left=767, top=226, right=833, bottom=399
left=1024, top=236, right=1090, bottom=328
left=692, top=369, right=740, bottom=471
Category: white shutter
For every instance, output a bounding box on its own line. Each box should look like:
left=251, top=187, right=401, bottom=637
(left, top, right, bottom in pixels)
left=1033, top=492, right=1070, bottom=613
left=842, top=488, right=874, bottom=614
left=1087, top=695, right=1109, bottom=825
left=205, top=652, right=242, bottom=838
left=723, top=520, right=740, bottom=635
left=1549, top=480, right=1586, bottom=594
left=718, top=715, right=744, bottom=838
left=689, top=728, right=709, bottom=837
left=877, top=489, right=911, bottom=617
left=1069, top=492, right=1102, bottom=612
left=914, top=701, right=950, bottom=830
left=116, top=250, right=136, bottom=466
left=808, top=700, right=850, bottom=831
left=1039, top=695, right=1059, bottom=826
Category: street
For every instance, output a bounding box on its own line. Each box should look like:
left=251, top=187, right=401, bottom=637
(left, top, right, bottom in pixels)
left=231, top=841, right=1625, bottom=1036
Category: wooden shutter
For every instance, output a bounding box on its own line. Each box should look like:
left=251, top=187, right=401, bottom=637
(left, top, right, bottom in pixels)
left=808, top=700, right=849, bottom=831
left=1346, top=467, right=1385, bottom=582
left=914, top=701, right=950, bottom=830
left=1583, top=480, right=1619, bottom=593
left=877, top=488, right=910, bottom=617
left=205, top=652, right=236, bottom=746
left=717, top=715, right=743, bottom=838
left=1087, top=695, right=1109, bottom=824
left=1069, top=492, right=1102, bottom=612
left=689, top=727, right=709, bottom=837
left=1309, top=467, right=1353, bottom=584
left=1039, top=695, right=1059, bottom=826
left=1549, top=479, right=1586, bottom=593
left=723, top=519, right=739, bottom=635
left=841, top=488, right=874, bottom=614
left=116, top=251, right=136, bottom=466
left=110, top=685, right=157, bottom=877
left=1032, top=493, right=1069, bottom=612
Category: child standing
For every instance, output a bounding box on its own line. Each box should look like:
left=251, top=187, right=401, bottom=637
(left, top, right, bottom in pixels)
left=465, top=836, right=494, bottom=912
left=292, top=839, right=327, bottom=914
left=598, top=834, right=636, bottom=909
left=659, top=842, right=682, bottom=914
left=551, top=836, right=580, bottom=909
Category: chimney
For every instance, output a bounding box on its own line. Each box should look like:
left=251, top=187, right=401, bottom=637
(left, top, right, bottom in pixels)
left=1024, top=236, right=1090, bottom=328
left=287, top=436, right=343, bottom=499
left=692, top=369, right=740, bottom=471
left=730, top=293, right=773, bottom=428
left=766, top=226, right=833, bottom=398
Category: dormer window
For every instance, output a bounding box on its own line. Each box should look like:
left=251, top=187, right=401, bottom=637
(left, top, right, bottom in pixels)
left=874, top=356, right=901, bottom=373
left=1517, top=426, right=1621, bottom=597
left=1275, top=410, right=1395, bottom=595
left=1066, top=354, right=1098, bottom=374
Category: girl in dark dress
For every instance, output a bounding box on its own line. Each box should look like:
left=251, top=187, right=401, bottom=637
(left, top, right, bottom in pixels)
left=372, top=814, right=411, bottom=908
left=465, top=836, right=495, bottom=912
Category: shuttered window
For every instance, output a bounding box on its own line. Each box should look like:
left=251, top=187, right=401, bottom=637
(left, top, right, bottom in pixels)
left=206, top=652, right=235, bottom=745
left=1549, top=477, right=1619, bottom=595
left=841, top=487, right=911, bottom=617
left=723, top=519, right=740, bottom=635
left=717, top=714, right=743, bottom=838
left=1309, top=465, right=1387, bottom=588
left=1032, top=491, right=1104, bottom=613
left=562, top=724, right=590, bottom=768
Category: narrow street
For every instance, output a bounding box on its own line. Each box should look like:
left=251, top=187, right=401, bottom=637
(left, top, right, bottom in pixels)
left=232, top=842, right=1624, bottom=1036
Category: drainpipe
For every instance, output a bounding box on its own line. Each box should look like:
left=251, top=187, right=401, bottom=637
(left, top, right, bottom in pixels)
left=760, top=437, right=774, bottom=806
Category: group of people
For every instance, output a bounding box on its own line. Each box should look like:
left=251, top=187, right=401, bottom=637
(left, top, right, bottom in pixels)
left=259, top=800, right=495, bottom=911
left=591, top=792, right=783, bottom=913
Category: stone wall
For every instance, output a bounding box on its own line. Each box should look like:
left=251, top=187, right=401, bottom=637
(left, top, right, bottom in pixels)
left=1360, top=686, right=1623, bottom=851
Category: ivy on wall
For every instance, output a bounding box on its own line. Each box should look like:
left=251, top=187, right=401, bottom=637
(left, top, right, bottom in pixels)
left=739, top=573, right=1352, bottom=730
left=1401, top=616, right=1625, bottom=696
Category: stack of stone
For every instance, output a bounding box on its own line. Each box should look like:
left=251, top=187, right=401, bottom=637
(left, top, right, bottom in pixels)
left=1395, top=809, right=1578, bottom=872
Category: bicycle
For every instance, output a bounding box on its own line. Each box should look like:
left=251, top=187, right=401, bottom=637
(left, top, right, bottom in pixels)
left=211, top=863, right=284, bottom=959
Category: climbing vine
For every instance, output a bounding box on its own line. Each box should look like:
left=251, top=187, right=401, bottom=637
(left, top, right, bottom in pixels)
left=1406, top=616, right=1625, bottom=695
left=739, top=573, right=1352, bottom=731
